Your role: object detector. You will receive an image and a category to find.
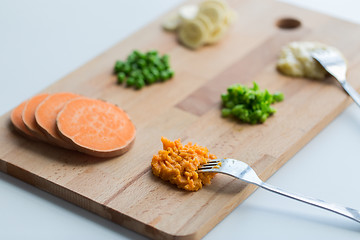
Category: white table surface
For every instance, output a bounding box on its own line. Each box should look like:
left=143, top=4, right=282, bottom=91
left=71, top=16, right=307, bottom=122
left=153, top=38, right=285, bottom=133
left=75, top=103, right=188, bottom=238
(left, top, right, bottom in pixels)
left=1, top=0, right=360, bottom=239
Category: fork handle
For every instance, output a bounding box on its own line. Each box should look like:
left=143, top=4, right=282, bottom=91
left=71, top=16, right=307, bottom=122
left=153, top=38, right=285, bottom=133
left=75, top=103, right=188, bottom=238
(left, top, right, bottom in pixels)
left=340, top=81, right=360, bottom=108
left=258, top=182, right=360, bottom=223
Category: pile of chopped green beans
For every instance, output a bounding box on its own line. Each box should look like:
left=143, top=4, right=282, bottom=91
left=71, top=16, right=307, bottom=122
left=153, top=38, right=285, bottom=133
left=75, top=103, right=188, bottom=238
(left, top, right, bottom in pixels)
left=221, top=82, right=284, bottom=124
left=114, top=50, right=174, bottom=89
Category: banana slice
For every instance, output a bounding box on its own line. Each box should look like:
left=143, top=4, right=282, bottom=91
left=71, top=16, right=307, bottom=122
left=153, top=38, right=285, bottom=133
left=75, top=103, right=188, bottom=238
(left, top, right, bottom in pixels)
left=179, top=4, right=199, bottom=21
left=162, top=13, right=181, bottom=31
left=178, top=19, right=209, bottom=49
left=207, top=22, right=229, bottom=44
left=198, top=1, right=227, bottom=27
left=196, top=13, right=215, bottom=33
left=200, top=0, right=229, bottom=11
left=166, top=0, right=235, bottom=49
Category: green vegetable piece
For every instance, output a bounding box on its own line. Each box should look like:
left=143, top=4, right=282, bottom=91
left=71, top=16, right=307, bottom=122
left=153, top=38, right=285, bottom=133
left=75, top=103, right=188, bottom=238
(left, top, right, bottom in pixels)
left=162, top=54, right=169, bottom=62
left=148, top=55, right=157, bottom=65
left=250, top=119, right=257, bottom=125
left=117, top=72, right=126, bottom=84
left=144, top=72, right=156, bottom=84
left=221, top=93, right=229, bottom=102
left=123, top=63, right=131, bottom=74
left=147, top=50, right=158, bottom=56
left=138, top=59, right=147, bottom=68
left=132, top=63, right=140, bottom=70
left=269, top=106, right=276, bottom=114
left=130, top=70, right=141, bottom=78
left=157, top=62, right=166, bottom=71
left=160, top=71, right=169, bottom=81
left=225, top=101, right=235, bottom=109
left=273, top=92, right=285, bottom=102
left=150, top=67, right=160, bottom=79
left=260, top=113, right=269, bottom=123
left=231, top=105, right=244, bottom=116
left=221, top=108, right=232, bottom=117
left=126, top=77, right=135, bottom=86
left=114, top=61, right=124, bottom=73
left=220, top=81, right=284, bottom=124
left=139, top=52, right=146, bottom=60
left=253, top=82, right=260, bottom=91
left=135, top=78, right=145, bottom=89
left=127, top=53, right=137, bottom=63
left=167, top=69, right=174, bottom=78
left=133, top=50, right=141, bottom=57
left=114, top=49, right=174, bottom=89
left=142, top=68, right=150, bottom=76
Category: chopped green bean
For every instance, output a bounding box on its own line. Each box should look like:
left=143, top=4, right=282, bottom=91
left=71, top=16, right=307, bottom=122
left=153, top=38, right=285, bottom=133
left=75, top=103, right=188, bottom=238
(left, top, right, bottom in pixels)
left=221, top=82, right=284, bottom=124
left=273, top=92, right=285, bottom=102
left=221, top=108, right=232, bottom=117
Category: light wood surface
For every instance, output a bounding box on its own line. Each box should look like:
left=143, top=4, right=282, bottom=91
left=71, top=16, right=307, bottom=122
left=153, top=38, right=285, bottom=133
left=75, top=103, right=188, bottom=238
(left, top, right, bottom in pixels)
left=1, top=0, right=360, bottom=239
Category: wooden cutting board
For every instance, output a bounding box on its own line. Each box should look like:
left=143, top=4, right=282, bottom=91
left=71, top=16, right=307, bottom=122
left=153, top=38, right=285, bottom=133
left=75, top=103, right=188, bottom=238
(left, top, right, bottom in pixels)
left=1, top=0, right=360, bottom=239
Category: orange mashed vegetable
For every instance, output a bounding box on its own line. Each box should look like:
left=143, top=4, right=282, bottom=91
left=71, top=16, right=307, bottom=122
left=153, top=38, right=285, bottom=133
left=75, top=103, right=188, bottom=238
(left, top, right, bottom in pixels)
left=151, top=137, right=217, bottom=191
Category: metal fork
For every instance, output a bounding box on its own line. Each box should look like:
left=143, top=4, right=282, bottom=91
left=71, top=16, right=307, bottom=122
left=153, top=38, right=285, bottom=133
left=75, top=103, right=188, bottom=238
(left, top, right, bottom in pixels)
left=199, top=158, right=360, bottom=223
left=311, top=48, right=360, bottom=108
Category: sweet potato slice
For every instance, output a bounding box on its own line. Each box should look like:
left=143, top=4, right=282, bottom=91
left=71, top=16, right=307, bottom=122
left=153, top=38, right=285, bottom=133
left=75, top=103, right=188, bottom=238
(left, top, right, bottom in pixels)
left=22, top=93, right=50, bottom=140
left=56, top=97, right=136, bottom=157
left=10, top=100, right=37, bottom=139
left=35, top=92, right=79, bottom=149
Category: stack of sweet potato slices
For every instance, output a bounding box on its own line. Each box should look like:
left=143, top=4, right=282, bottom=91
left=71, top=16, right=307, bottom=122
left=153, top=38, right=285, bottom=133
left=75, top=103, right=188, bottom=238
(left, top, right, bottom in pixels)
left=10, top=93, right=136, bottom=158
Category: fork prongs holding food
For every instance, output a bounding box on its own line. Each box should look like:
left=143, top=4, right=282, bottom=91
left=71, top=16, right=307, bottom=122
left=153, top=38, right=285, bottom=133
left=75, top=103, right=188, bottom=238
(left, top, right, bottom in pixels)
left=311, top=48, right=360, bottom=108
left=198, top=159, right=222, bottom=172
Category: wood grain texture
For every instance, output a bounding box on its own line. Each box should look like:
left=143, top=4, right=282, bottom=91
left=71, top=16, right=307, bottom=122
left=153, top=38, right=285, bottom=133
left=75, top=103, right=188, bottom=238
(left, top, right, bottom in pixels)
left=2, top=0, right=360, bottom=239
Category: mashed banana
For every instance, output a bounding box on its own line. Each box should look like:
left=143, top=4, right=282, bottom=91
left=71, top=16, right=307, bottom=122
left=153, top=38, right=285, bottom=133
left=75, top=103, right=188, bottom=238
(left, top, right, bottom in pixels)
left=276, top=41, right=344, bottom=79
left=151, top=137, right=216, bottom=191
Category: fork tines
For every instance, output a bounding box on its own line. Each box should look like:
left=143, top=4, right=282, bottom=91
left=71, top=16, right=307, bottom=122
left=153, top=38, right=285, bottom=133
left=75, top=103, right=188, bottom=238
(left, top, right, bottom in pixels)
left=311, top=49, right=343, bottom=65
left=198, top=160, right=221, bottom=170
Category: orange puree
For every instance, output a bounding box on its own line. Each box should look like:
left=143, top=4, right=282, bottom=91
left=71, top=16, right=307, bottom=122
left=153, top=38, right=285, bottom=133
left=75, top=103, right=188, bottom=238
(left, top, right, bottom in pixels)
left=151, top=137, right=217, bottom=191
